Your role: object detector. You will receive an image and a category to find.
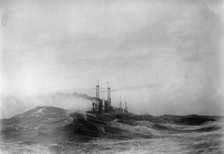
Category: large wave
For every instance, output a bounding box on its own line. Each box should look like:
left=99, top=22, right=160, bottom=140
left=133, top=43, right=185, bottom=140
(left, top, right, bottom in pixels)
left=0, top=106, right=223, bottom=154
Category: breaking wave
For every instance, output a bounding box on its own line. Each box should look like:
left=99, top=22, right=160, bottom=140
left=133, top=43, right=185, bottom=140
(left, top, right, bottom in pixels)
left=0, top=106, right=223, bottom=154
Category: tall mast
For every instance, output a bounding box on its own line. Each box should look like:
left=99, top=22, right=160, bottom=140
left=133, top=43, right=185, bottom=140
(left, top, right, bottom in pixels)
left=119, top=96, right=122, bottom=109
left=107, top=81, right=111, bottom=105
left=125, top=101, right=128, bottom=112
left=96, top=79, right=100, bottom=98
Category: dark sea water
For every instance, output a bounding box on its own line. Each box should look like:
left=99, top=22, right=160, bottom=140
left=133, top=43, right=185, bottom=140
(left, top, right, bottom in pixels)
left=0, top=107, right=223, bottom=154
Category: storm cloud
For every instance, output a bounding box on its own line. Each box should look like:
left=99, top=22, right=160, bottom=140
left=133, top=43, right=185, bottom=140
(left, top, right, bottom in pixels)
left=1, top=0, right=224, bottom=117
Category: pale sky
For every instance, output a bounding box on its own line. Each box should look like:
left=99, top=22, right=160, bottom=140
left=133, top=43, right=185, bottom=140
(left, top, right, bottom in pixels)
left=1, top=0, right=224, bottom=116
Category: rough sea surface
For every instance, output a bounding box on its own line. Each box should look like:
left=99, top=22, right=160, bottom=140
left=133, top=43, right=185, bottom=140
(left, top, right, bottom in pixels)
left=0, top=106, right=223, bottom=154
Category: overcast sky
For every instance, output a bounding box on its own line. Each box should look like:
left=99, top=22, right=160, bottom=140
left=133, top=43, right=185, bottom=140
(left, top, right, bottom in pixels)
left=1, top=0, right=224, bottom=116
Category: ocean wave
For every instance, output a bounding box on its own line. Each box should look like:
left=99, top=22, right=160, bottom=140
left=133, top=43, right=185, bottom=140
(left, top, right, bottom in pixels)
left=1, top=106, right=223, bottom=154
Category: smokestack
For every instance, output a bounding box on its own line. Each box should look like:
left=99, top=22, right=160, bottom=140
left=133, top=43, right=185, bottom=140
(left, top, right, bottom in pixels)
left=119, top=96, right=122, bottom=109
left=107, top=81, right=111, bottom=105
left=96, top=80, right=99, bottom=98
left=125, top=102, right=128, bottom=112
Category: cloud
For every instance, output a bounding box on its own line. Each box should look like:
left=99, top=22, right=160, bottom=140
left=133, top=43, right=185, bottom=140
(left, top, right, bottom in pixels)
left=1, top=0, right=223, bottom=116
